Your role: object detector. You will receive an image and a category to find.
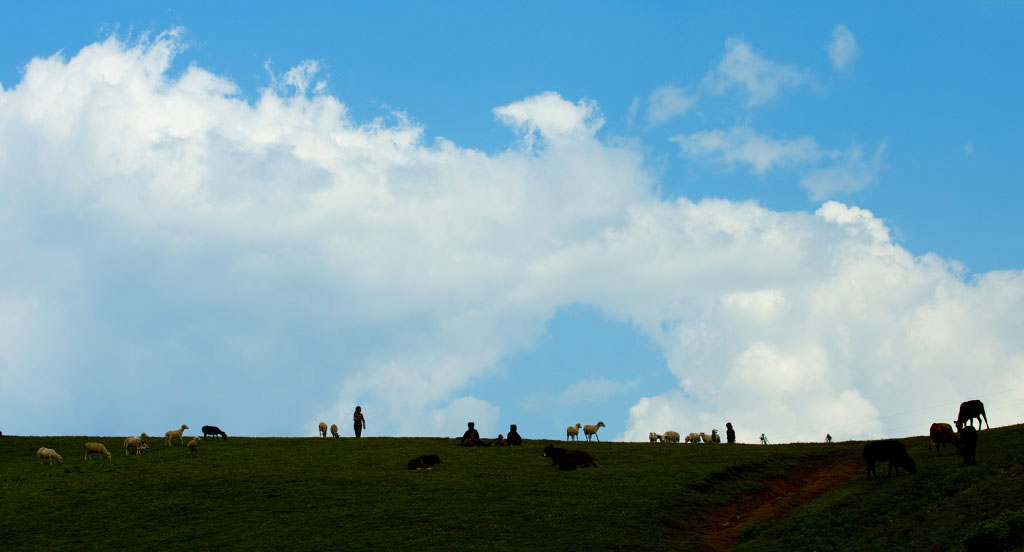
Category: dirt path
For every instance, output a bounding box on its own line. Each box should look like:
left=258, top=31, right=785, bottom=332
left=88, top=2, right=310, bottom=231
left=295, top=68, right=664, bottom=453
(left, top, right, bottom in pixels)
left=697, top=456, right=863, bottom=551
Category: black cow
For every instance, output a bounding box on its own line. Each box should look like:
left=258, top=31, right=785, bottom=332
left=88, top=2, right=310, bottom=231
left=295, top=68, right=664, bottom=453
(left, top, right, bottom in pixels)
left=542, top=445, right=600, bottom=471
left=958, top=426, right=978, bottom=466
left=408, top=454, right=441, bottom=470
left=201, top=425, right=228, bottom=440
left=863, top=440, right=917, bottom=480
left=954, top=400, right=989, bottom=431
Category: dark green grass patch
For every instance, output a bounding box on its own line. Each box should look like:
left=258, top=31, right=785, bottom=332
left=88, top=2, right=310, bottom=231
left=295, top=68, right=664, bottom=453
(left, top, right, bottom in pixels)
left=2, top=426, right=1022, bottom=551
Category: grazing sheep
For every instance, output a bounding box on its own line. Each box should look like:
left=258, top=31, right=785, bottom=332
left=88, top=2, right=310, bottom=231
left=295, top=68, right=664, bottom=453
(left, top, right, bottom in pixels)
left=954, top=400, right=989, bottom=431
left=36, top=447, right=63, bottom=465
left=649, top=432, right=662, bottom=443
left=201, top=425, right=228, bottom=440
left=566, top=423, right=582, bottom=441
left=408, top=454, right=441, bottom=470
left=583, top=421, right=605, bottom=442
left=330, top=424, right=340, bottom=439
left=138, top=443, right=150, bottom=454
left=959, top=426, right=979, bottom=466
left=124, top=436, right=144, bottom=455
left=542, top=445, right=600, bottom=471
left=863, top=440, right=916, bottom=479
left=84, top=442, right=112, bottom=460
left=685, top=432, right=701, bottom=444
left=929, top=422, right=959, bottom=452
left=662, top=431, right=680, bottom=444
left=165, top=424, right=189, bottom=446
left=711, top=429, right=721, bottom=444
left=187, top=437, right=200, bottom=458
left=318, top=421, right=328, bottom=438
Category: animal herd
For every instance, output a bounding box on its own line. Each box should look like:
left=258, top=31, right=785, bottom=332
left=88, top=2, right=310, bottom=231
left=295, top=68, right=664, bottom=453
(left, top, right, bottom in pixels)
left=863, top=399, right=989, bottom=480
left=649, top=429, right=720, bottom=444
left=31, top=424, right=227, bottom=465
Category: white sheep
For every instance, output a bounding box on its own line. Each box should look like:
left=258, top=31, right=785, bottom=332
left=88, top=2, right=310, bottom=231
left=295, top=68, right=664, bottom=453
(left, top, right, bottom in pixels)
left=330, top=424, right=340, bottom=439
left=138, top=443, right=150, bottom=454
left=649, top=432, right=662, bottom=443
left=124, top=436, right=143, bottom=455
left=187, top=437, right=199, bottom=458
left=584, top=421, right=605, bottom=442
left=685, top=432, right=701, bottom=444
left=700, top=432, right=711, bottom=443
left=711, top=429, right=721, bottom=444
left=662, top=431, right=681, bottom=444
left=84, top=442, right=112, bottom=460
left=165, top=424, right=189, bottom=446
left=36, top=447, right=63, bottom=465
left=318, top=421, right=328, bottom=438
left=566, top=423, right=582, bottom=441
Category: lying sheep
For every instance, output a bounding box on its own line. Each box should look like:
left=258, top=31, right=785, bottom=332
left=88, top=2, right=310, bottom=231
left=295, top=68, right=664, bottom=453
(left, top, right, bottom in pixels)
left=36, top=447, right=63, bottom=465
left=330, top=424, right=340, bottom=439
left=662, top=431, right=680, bottom=444
left=165, top=424, right=189, bottom=446
left=685, top=432, right=701, bottom=444
left=566, top=423, right=582, bottom=441
left=84, top=442, right=112, bottom=460
left=187, top=437, right=200, bottom=458
left=318, top=421, right=328, bottom=438
left=649, top=432, right=662, bottom=443
left=583, top=421, right=605, bottom=442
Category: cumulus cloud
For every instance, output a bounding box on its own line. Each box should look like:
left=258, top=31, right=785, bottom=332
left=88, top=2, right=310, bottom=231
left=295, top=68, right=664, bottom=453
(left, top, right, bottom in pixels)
left=827, top=25, right=859, bottom=72
left=671, top=126, right=821, bottom=174
left=3, top=32, right=1024, bottom=445
left=702, top=37, right=807, bottom=107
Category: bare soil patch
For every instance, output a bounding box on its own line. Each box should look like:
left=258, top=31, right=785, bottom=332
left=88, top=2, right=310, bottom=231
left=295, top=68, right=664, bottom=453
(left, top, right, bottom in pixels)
left=697, top=455, right=863, bottom=551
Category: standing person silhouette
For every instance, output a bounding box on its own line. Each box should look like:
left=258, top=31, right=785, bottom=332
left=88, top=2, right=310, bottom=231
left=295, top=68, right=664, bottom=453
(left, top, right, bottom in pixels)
left=353, top=406, right=366, bottom=438
left=726, top=422, right=736, bottom=444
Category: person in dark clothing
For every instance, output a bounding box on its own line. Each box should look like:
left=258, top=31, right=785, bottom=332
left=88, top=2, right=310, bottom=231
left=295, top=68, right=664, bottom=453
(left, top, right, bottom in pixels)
left=726, top=422, right=736, bottom=444
left=353, top=406, right=366, bottom=438
left=459, top=422, right=482, bottom=446
left=506, top=424, right=523, bottom=446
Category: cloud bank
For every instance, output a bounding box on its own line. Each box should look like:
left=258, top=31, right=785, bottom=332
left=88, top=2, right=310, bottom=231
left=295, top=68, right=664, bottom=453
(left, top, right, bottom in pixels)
left=2, top=32, right=1023, bottom=442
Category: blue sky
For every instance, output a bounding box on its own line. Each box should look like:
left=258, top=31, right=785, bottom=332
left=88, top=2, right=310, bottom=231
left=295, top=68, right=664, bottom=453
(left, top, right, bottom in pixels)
left=2, top=3, right=1023, bottom=442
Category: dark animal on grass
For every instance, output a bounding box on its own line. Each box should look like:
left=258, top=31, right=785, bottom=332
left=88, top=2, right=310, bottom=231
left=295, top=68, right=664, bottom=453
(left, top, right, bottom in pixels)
left=408, top=454, right=441, bottom=470
left=929, top=422, right=959, bottom=452
left=202, top=425, right=228, bottom=440
left=542, top=445, right=600, bottom=471
left=958, top=425, right=978, bottom=466
left=863, top=440, right=917, bottom=479
left=954, top=399, right=989, bottom=431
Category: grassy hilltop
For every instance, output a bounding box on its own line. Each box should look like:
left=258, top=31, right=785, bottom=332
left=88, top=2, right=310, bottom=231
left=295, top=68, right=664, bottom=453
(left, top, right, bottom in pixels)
left=2, top=426, right=1023, bottom=551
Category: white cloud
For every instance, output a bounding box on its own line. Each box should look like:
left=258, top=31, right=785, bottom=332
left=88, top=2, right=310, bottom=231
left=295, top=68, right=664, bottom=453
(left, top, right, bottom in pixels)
left=671, top=126, right=821, bottom=174
left=4, top=32, right=1024, bottom=446
left=827, top=25, right=859, bottom=72
left=801, top=142, right=886, bottom=200
left=647, top=85, right=697, bottom=126
left=702, top=37, right=807, bottom=107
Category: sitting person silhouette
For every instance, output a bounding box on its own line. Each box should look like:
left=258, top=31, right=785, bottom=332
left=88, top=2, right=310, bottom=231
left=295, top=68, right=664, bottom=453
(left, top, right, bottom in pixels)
left=494, top=434, right=506, bottom=446
left=506, top=424, right=523, bottom=446
left=459, top=422, right=488, bottom=446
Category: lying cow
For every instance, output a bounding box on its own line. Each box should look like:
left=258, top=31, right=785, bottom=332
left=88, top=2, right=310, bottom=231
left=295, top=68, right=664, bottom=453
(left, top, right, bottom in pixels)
left=929, top=422, right=959, bottom=452
left=863, top=440, right=917, bottom=480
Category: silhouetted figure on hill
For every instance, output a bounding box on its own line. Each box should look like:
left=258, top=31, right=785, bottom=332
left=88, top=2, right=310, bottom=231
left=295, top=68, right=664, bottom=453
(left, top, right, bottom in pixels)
left=826, top=434, right=832, bottom=443
left=725, top=422, right=736, bottom=444
left=760, top=433, right=769, bottom=445
left=353, top=406, right=366, bottom=438
left=459, top=422, right=489, bottom=446
left=507, top=424, right=523, bottom=446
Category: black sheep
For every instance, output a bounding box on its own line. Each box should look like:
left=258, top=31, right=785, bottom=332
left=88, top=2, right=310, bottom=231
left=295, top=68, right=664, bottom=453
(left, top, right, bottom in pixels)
left=201, top=425, right=228, bottom=440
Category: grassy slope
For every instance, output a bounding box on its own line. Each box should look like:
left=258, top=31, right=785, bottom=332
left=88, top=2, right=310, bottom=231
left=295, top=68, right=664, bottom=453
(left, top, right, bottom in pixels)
left=1, top=426, right=1021, bottom=551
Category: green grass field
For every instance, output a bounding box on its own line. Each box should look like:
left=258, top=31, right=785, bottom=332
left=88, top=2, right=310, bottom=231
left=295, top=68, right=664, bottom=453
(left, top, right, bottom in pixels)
left=2, top=426, right=1022, bottom=551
